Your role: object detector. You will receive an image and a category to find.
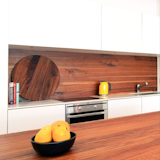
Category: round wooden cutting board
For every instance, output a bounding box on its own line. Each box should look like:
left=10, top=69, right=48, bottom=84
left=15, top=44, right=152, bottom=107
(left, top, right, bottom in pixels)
left=11, top=55, right=60, bottom=101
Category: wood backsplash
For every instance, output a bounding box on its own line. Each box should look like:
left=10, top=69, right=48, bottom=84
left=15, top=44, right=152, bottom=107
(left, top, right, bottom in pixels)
left=9, top=45, right=157, bottom=100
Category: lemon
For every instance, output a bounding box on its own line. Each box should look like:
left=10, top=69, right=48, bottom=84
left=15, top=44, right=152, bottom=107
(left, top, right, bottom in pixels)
left=51, top=120, right=70, bottom=134
left=34, top=125, right=52, bottom=143
left=52, top=125, right=71, bottom=142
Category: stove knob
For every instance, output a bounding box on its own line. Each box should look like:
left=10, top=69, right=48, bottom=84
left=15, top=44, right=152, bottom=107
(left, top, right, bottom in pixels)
left=78, top=107, right=81, bottom=110
left=94, top=105, right=97, bottom=108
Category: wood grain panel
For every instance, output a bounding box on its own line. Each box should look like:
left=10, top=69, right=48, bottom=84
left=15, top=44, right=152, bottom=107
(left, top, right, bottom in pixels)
left=9, top=45, right=157, bottom=100
left=58, top=67, right=157, bottom=81
left=50, top=81, right=157, bottom=99
left=0, top=112, right=159, bottom=159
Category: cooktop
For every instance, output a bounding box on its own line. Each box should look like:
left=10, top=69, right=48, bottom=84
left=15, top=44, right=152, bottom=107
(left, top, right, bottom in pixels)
left=57, top=97, right=99, bottom=102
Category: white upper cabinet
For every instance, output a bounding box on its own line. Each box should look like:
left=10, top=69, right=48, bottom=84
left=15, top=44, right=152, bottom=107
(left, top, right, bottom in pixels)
left=142, top=14, right=160, bottom=54
left=102, top=6, right=142, bottom=53
left=8, top=1, right=160, bottom=54
left=9, top=0, right=101, bottom=50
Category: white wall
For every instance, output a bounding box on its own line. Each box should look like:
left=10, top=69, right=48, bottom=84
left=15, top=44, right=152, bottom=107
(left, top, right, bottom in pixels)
left=0, top=0, right=8, bottom=134
left=158, top=0, right=160, bottom=16
left=86, top=0, right=159, bottom=16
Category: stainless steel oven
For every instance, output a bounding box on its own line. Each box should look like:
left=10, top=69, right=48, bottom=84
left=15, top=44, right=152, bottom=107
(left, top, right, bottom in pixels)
left=65, top=100, right=108, bottom=124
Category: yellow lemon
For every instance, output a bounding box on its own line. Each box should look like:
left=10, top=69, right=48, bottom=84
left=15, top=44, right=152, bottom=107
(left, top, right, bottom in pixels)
left=34, top=125, right=52, bottom=143
left=52, top=125, right=71, bottom=142
left=51, top=120, right=70, bottom=134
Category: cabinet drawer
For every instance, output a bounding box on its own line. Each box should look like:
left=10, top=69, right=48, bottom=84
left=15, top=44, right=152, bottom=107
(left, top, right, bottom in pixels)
left=108, top=98, right=141, bottom=119
left=8, top=105, right=65, bottom=133
left=142, top=96, right=160, bottom=113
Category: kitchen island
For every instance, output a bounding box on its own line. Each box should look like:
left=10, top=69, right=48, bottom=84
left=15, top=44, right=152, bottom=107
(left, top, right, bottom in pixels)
left=0, top=112, right=160, bottom=160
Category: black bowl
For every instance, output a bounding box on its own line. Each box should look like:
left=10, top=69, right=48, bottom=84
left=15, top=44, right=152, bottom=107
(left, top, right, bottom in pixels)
left=31, top=132, right=76, bottom=157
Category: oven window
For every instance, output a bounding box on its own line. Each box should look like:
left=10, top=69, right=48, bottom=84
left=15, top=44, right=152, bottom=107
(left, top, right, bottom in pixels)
left=70, top=114, right=104, bottom=124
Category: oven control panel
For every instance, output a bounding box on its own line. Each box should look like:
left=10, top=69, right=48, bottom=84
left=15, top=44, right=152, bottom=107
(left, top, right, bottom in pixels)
left=66, top=101, right=108, bottom=114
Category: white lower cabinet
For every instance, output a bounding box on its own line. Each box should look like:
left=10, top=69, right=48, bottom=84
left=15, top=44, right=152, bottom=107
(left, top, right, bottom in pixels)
left=141, top=95, right=160, bottom=113
left=8, top=105, right=65, bottom=133
left=108, top=98, right=141, bottom=119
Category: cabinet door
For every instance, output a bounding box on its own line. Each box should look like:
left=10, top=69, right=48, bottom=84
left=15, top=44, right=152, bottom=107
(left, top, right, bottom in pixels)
left=102, top=6, right=142, bottom=53
left=8, top=105, right=65, bottom=133
left=142, top=14, right=160, bottom=54
left=9, top=0, right=101, bottom=50
left=108, top=98, right=141, bottom=119
left=142, top=96, right=160, bottom=113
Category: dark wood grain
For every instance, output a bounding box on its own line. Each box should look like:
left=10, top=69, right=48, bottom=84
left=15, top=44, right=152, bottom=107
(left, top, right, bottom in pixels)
left=0, top=112, right=159, bottom=160
left=9, top=45, right=157, bottom=100
left=11, top=55, right=60, bottom=101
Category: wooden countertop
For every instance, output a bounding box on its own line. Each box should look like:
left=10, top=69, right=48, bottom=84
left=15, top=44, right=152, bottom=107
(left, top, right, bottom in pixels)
left=0, top=112, right=160, bottom=160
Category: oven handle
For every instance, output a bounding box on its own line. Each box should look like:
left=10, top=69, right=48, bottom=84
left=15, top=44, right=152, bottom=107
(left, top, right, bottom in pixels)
left=67, top=111, right=105, bottom=118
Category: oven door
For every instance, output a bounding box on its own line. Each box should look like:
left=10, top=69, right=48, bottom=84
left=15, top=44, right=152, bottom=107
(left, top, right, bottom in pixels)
left=66, top=109, right=108, bottom=124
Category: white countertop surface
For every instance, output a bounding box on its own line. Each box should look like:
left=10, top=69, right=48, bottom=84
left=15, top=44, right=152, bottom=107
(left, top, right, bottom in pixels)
left=8, top=91, right=160, bottom=110
left=8, top=99, right=64, bottom=110
left=92, top=91, right=160, bottom=100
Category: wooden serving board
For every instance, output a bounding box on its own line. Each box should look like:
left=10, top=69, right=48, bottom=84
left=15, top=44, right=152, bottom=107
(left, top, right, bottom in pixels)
left=11, top=55, right=60, bottom=101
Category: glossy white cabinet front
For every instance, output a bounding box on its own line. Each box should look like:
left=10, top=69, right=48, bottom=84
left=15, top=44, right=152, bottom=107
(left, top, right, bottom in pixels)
left=9, top=0, right=101, bottom=50
left=141, top=95, right=160, bottom=113
left=108, top=98, right=141, bottom=119
left=9, top=1, right=160, bottom=55
left=102, top=6, right=142, bottom=53
left=142, top=14, right=160, bottom=54
left=8, top=105, right=65, bottom=133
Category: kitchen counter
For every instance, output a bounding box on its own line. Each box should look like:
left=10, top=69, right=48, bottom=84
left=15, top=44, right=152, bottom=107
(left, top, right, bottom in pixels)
left=8, top=91, right=160, bottom=109
left=0, top=111, right=160, bottom=160
left=92, top=91, right=160, bottom=101
left=8, top=99, right=64, bottom=110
